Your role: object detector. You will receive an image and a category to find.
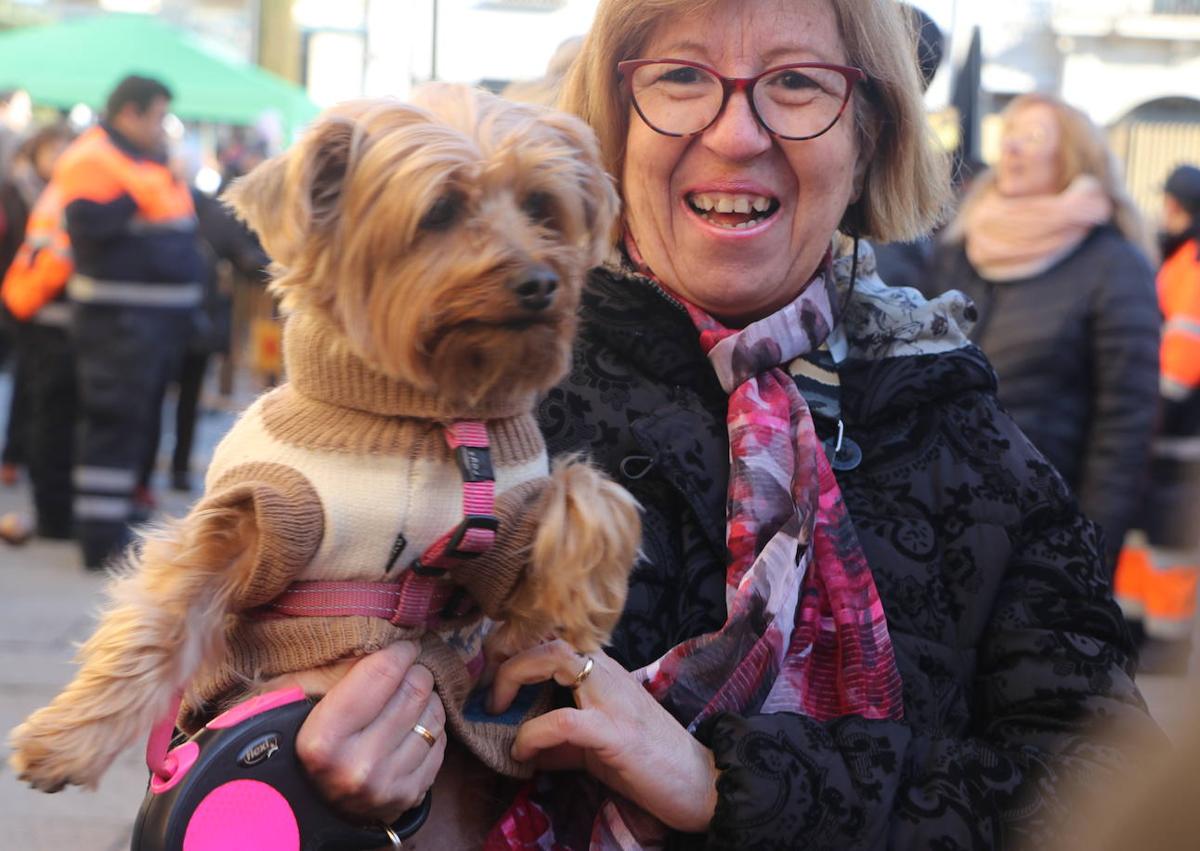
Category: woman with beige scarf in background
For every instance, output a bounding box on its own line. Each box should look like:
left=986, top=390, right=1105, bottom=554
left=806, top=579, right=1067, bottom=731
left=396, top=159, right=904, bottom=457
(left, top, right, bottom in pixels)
left=926, top=93, right=1160, bottom=574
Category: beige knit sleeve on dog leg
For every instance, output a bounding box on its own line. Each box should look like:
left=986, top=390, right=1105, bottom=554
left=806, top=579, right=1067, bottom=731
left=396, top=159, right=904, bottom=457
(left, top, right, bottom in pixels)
left=195, top=461, right=326, bottom=610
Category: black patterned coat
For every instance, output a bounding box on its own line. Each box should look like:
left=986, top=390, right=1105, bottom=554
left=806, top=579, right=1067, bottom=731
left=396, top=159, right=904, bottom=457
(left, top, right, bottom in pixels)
left=537, top=265, right=1163, bottom=850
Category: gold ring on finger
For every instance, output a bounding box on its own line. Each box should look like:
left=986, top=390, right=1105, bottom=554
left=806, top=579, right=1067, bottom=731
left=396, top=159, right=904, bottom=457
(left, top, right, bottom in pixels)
left=412, top=722, right=437, bottom=747
left=570, top=655, right=595, bottom=689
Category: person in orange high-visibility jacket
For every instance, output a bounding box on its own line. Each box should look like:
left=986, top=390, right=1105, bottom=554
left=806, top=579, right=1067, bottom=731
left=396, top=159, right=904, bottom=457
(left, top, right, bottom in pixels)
left=1116, top=164, right=1200, bottom=674
left=2, top=182, right=72, bottom=319
left=57, top=75, right=204, bottom=569
left=0, top=180, right=78, bottom=541
left=0, top=125, right=75, bottom=543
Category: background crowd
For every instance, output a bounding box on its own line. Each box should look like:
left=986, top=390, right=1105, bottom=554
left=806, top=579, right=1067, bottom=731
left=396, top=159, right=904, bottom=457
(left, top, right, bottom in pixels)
left=0, top=76, right=267, bottom=569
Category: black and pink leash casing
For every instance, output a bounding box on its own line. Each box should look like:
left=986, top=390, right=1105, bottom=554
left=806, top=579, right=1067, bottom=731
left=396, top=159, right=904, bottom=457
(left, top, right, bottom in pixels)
left=131, top=687, right=430, bottom=851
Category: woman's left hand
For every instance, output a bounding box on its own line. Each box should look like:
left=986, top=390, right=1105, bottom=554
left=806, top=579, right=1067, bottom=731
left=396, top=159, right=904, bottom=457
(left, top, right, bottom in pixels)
left=489, top=640, right=719, bottom=834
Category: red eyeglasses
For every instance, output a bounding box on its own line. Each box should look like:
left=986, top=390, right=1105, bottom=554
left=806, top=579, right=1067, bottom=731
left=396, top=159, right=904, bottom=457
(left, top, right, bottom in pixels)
left=617, top=58, right=866, bottom=141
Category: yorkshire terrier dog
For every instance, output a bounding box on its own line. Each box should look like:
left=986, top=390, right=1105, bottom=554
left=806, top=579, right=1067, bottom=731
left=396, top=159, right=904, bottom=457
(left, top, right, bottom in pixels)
left=9, top=85, right=640, bottom=796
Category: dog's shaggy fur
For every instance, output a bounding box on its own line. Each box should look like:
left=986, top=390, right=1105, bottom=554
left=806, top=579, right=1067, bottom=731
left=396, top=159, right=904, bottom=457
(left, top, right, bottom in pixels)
left=9, top=85, right=640, bottom=794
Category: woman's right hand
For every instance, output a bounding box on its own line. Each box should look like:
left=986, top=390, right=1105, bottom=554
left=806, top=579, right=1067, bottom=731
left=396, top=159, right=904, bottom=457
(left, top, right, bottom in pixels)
left=296, top=641, right=447, bottom=823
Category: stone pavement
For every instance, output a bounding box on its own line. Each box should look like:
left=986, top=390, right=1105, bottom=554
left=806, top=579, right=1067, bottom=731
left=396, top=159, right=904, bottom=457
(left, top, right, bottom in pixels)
left=0, top=387, right=1196, bottom=850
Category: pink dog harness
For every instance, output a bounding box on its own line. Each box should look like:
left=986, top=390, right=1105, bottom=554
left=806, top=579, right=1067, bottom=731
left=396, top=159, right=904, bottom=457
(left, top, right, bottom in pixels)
left=145, top=421, right=499, bottom=782
left=258, top=420, right=498, bottom=628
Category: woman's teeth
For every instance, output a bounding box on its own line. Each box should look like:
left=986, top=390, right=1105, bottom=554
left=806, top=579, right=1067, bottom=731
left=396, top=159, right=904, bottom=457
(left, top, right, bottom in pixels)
left=689, top=193, right=773, bottom=213
left=687, top=192, right=778, bottom=228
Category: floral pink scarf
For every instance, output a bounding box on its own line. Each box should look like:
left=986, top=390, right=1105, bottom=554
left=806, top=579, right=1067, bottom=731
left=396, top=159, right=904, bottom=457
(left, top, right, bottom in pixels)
left=665, top=270, right=902, bottom=723
left=487, top=252, right=903, bottom=850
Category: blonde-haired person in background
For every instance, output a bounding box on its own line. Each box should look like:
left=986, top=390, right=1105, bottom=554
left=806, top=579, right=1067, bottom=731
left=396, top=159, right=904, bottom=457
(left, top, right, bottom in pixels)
left=926, top=93, right=1160, bottom=574
left=293, top=4, right=1163, bottom=848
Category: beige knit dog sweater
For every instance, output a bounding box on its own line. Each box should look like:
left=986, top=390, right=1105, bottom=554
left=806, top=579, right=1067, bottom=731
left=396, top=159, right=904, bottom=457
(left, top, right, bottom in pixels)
left=181, top=311, right=556, bottom=777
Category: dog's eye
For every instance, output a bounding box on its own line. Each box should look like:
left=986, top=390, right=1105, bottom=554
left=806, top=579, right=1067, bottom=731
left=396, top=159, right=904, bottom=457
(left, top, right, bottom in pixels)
left=521, top=192, right=557, bottom=227
left=419, top=193, right=463, bottom=231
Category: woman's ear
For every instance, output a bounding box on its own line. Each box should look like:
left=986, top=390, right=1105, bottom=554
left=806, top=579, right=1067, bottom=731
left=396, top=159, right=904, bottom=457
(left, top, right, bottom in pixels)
left=841, top=111, right=879, bottom=238
left=850, top=114, right=878, bottom=203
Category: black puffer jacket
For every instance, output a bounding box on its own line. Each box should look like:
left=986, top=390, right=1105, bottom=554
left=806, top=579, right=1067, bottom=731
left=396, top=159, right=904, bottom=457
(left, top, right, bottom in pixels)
left=924, top=227, right=1160, bottom=567
left=539, top=263, right=1162, bottom=850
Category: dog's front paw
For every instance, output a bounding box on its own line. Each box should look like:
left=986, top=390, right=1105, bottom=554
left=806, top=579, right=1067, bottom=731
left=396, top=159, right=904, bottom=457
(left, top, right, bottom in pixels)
left=8, top=703, right=119, bottom=792
left=496, top=459, right=641, bottom=655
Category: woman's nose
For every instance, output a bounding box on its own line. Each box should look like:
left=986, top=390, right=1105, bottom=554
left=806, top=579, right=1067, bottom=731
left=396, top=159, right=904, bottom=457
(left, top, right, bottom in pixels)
left=700, top=89, right=772, bottom=161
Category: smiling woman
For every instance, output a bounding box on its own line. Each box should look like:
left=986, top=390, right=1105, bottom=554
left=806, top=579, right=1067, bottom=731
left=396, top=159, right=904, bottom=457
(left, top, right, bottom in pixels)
left=295, top=2, right=1164, bottom=848
left=590, top=0, right=946, bottom=325
left=485, top=0, right=1159, bottom=848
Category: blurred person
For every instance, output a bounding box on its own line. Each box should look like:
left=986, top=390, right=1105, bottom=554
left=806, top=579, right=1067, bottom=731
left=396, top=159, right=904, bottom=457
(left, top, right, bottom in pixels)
left=873, top=2, right=946, bottom=291
left=926, top=93, right=1160, bottom=572
left=139, top=185, right=268, bottom=495
left=0, top=125, right=69, bottom=271
left=171, top=187, right=267, bottom=491
left=0, top=118, right=60, bottom=482
left=0, top=88, right=33, bottom=178
left=216, top=132, right=269, bottom=194
left=0, top=126, right=74, bottom=460
left=56, top=74, right=204, bottom=568
left=1114, top=164, right=1200, bottom=674
left=502, top=36, right=585, bottom=107
left=0, top=124, right=74, bottom=543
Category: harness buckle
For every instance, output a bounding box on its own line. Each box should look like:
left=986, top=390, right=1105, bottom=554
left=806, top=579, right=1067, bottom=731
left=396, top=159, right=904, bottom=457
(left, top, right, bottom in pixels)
left=445, top=514, right=499, bottom=560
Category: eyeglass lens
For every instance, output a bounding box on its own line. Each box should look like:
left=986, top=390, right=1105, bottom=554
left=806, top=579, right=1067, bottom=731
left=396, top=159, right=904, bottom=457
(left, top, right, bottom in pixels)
left=628, top=62, right=851, bottom=139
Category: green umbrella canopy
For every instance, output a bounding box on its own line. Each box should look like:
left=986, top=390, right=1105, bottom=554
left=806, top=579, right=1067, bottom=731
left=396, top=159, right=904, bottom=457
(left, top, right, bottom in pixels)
left=0, top=14, right=318, bottom=139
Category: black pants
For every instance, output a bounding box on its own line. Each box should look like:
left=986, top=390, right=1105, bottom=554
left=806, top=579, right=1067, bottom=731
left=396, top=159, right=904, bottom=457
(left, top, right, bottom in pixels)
left=173, top=349, right=209, bottom=477
left=72, top=303, right=189, bottom=568
left=18, top=322, right=75, bottom=537
left=140, top=348, right=210, bottom=489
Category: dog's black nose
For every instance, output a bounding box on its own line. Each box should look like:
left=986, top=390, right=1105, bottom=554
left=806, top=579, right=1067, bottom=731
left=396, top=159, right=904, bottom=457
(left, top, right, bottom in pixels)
left=511, top=266, right=559, bottom=312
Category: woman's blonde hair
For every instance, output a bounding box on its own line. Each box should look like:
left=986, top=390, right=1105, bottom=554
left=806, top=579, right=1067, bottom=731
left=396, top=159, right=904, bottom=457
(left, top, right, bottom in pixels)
left=558, top=0, right=951, bottom=243
left=954, top=93, right=1155, bottom=259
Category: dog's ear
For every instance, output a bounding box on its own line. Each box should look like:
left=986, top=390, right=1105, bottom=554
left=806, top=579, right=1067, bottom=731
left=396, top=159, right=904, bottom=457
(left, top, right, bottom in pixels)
left=541, top=111, right=620, bottom=267
left=222, top=114, right=358, bottom=267
left=222, top=154, right=298, bottom=266
left=302, top=115, right=357, bottom=236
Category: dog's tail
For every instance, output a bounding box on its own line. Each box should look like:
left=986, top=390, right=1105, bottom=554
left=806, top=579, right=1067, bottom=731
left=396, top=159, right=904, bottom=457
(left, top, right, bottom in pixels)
left=8, top=505, right=257, bottom=792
